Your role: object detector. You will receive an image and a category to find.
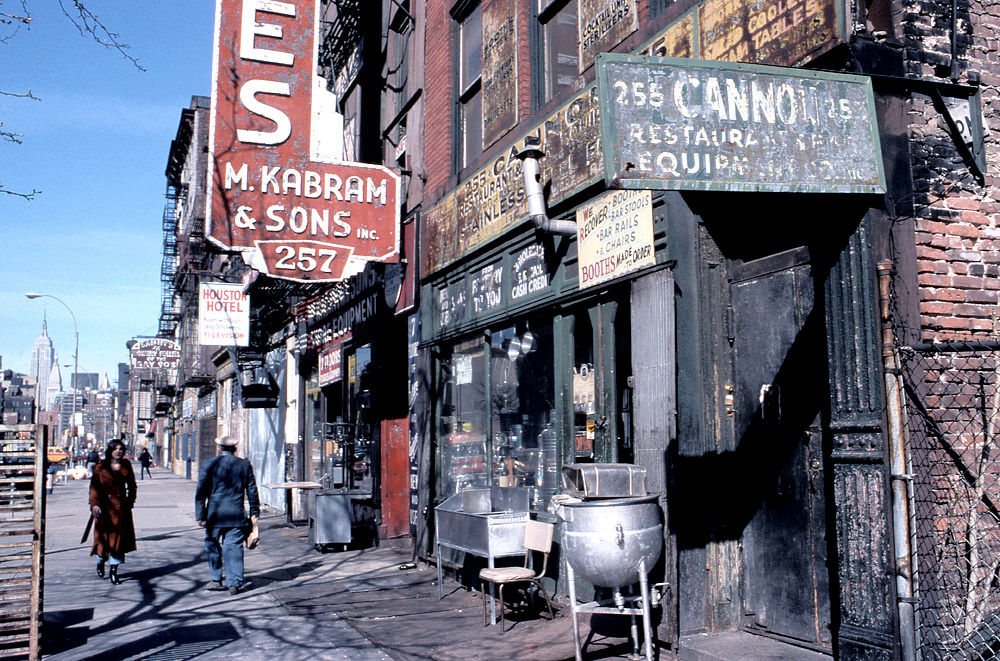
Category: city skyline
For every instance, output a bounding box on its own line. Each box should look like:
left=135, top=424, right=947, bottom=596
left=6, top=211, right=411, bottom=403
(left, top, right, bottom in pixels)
left=0, top=1, right=215, bottom=380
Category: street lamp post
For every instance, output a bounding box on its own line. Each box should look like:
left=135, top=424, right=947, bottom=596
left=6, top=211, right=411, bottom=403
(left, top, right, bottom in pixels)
left=26, top=292, right=79, bottom=465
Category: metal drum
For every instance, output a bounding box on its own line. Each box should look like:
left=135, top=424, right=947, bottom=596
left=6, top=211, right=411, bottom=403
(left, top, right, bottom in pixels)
left=559, top=494, right=662, bottom=588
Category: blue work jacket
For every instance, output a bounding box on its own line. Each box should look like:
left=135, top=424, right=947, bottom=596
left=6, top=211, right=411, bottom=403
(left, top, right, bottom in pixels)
left=195, top=452, right=261, bottom=536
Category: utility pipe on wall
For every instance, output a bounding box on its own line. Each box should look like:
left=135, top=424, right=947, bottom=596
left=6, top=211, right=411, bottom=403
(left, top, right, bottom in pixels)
left=516, top=137, right=578, bottom=236
left=877, top=261, right=917, bottom=661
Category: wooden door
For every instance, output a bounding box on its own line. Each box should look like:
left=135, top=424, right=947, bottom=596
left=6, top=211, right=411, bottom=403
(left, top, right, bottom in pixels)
left=730, top=247, right=831, bottom=650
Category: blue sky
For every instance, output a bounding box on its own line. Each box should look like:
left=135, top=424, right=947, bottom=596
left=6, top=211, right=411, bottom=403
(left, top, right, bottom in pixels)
left=0, top=1, right=215, bottom=384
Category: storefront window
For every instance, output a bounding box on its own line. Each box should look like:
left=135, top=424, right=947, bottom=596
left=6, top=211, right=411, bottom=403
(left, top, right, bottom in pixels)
left=347, top=345, right=374, bottom=495
left=438, top=320, right=558, bottom=510
left=440, top=337, right=488, bottom=495
left=304, top=372, right=324, bottom=484
left=490, top=324, right=554, bottom=499
left=573, top=311, right=596, bottom=460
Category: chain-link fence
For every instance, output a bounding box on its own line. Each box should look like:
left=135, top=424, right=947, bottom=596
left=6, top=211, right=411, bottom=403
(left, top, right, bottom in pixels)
left=902, top=342, right=1000, bottom=661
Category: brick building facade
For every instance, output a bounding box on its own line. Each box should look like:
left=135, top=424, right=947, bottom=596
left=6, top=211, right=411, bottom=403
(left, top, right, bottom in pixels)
left=413, top=0, right=1000, bottom=659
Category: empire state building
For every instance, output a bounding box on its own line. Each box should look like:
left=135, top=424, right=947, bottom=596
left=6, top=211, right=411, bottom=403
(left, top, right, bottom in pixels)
left=29, top=314, right=56, bottom=411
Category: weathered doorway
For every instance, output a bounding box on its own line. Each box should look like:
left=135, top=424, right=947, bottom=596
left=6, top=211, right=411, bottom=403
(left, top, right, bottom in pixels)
left=729, top=246, right=832, bottom=650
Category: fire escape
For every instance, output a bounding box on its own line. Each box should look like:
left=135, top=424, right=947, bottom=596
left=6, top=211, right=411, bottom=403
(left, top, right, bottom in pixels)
left=318, top=0, right=363, bottom=79
left=158, top=183, right=181, bottom=338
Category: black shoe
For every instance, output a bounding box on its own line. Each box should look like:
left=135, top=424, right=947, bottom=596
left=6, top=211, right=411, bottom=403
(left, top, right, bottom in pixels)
left=228, top=585, right=240, bottom=595
left=207, top=580, right=226, bottom=591
left=109, top=566, right=122, bottom=585
left=96, top=562, right=106, bottom=579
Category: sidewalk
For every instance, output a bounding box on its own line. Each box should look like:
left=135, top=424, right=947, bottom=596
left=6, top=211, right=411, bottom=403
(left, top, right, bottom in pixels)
left=40, top=468, right=643, bottom=661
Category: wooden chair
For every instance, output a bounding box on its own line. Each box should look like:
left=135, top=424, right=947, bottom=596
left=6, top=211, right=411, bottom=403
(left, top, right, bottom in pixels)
left=479, top=519, right=556, bottom=631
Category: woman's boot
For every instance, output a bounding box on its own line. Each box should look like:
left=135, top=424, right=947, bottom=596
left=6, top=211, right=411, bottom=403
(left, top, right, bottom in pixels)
left=96, top=560, right=106, bottom=579
left=109, top=565, right=122, bottom=585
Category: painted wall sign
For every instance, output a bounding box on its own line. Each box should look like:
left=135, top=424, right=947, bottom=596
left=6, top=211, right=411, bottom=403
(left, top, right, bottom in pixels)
left=510, top=244, right=549, bottom=302
left=298, top=265, right=387, bottom=354
left=438, top=281, right=467, bottom=329
left=208, top=0, right=401, bottom=282
left=598, top=55, right=886, bottom=193
left=578, top=0, right=638, bottom=72
left=577, top=189, right=655, bottom=289
left=130, top=338, right=181, bottom=371
left=698, top=0, right=838, bottom=67
left=198, top=282, right=250, bottom=347
left=470, top=262, right=504, bottom=315
left=318, top=346, right=341, bottom=386
left=482, top=0, right=518, bottom=148
left=638, top=12, right=695, bottom=59
left=420, top=85, right=603, bottom=276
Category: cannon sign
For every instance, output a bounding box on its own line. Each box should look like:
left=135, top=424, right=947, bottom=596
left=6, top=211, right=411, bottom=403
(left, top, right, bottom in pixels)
left=208, top=0, right=401, bottom=282
left=597, top=54, right=885, bottom=194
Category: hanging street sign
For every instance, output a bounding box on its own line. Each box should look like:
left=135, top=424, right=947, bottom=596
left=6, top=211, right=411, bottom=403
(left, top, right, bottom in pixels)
left=129, top=338, right=181, bottom=371
left=198, top=282, right=250, bottom=347
left=597, top=54, right=886, bottom=194
left=208, top=0, right=401, bottom=282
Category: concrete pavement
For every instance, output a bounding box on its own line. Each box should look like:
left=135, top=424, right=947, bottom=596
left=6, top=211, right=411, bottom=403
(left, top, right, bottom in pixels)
left=40, top=468, right=646, bottom=661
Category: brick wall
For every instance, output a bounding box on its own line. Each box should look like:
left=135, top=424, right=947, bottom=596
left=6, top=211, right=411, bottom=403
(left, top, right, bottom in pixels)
left=902, top=0, right=1000, bottom=340
left=424, top=0, right=456, bottom=198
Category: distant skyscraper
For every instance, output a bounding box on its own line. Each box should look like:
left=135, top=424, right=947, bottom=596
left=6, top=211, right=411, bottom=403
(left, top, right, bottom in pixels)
left=45, top=356, right=62, bottom=411
left=29, top=314, right=55, bottom=410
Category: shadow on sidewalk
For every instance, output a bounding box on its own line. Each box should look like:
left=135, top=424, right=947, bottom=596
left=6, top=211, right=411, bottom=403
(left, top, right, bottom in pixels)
left=73, top=622, right=239, bottom=661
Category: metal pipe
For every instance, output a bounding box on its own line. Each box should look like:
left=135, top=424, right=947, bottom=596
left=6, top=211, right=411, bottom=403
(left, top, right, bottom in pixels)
left=876, top=262, right=917, bottom=661
left=517, top=140, right=578, bottom=236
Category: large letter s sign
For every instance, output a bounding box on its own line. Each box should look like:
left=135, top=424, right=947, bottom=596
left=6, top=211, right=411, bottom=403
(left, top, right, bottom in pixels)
left=237, top=80, right=292, bottom=145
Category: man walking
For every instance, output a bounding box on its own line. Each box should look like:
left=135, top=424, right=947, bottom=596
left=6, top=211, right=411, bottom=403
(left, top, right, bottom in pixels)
left=137, top=446, right=153, bottom=480
left=195, top=436, right=260, bottom=595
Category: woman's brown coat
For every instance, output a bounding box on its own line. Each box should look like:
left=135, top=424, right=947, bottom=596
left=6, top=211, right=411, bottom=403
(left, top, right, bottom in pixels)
left=89, top=460, right=137, bottom=558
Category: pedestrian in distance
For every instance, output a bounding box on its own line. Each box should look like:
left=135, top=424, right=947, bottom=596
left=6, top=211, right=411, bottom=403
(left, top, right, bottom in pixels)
left=137, top=446, right=153, bottom=480
left=195, top=435, right=261, bottom=596
left=86, top=448, right=100, bottom=475
left=89, top=439, right=137, bottom=585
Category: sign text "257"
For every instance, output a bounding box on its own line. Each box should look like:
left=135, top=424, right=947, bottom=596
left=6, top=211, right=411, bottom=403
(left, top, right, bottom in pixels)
left=274, top=245, right=339, bottom=272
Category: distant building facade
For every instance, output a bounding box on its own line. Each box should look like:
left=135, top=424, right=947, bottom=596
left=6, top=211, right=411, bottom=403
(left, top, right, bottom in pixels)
left=1, top=370, right=36, bottom=426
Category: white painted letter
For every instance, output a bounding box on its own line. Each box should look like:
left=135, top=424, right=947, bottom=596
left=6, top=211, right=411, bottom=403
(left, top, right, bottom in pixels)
left=240, top=0, right=296, bottom=66
left=225, top=162, right=249, bottom=190
left=238, top=80, right=292, bottom=145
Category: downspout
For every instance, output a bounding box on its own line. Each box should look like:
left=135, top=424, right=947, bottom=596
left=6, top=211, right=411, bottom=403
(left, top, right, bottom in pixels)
left=877, top=261, right=917, bottom=661
left=516, top=137, right=577, bottom=236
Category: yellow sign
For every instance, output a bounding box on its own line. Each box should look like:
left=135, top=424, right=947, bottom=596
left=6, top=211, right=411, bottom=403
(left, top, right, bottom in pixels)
left=576, top=189, right=655, bottom=289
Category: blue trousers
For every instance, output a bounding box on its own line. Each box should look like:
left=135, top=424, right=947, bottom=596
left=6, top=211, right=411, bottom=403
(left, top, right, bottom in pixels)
left=205, top=527, right=246, bottom=588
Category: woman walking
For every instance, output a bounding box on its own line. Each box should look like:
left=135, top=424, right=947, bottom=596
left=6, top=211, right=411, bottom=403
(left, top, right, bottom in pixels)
left=89, top=439, right=137, bottom=585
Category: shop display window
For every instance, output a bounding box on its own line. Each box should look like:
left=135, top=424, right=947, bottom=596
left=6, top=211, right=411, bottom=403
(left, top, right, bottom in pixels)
left=439, top=320, right=558, bottom=510
left=490, top=324, right=554, bottom=502
left=573, top=311, right=596, bottom=460
left=302, top=348, right=374, bottom=495
left=440, top=336, right=488, bottom=495
left=347, top=345, right=374, bottom=495
left=304, top=373, right=325, bottom=485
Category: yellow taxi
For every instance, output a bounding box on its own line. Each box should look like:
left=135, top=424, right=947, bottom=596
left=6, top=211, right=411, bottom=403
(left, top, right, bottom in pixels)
left=46, top=447, right=70, bottom=464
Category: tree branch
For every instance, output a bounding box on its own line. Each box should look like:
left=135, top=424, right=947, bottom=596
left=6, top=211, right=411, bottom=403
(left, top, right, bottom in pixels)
left=0, top=1, right=32, bottom=44
left=58, top=0, right=145, bottom=71
left=1, top=88, right=41, bottom=101
left=0, top=184, right=42, bottom=200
